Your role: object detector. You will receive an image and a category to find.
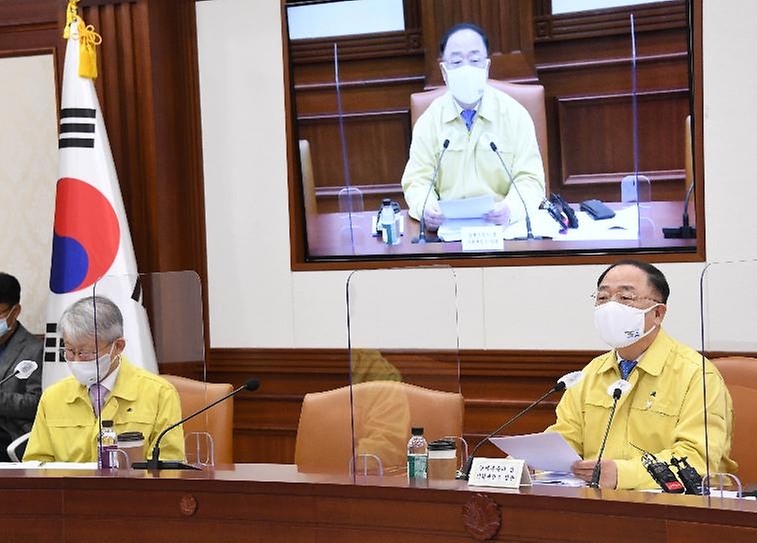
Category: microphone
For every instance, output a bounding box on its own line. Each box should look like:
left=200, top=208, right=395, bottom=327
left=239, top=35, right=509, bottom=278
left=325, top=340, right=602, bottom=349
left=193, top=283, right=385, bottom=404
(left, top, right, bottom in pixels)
left=134, top=378, right=260, bottom=470
left=589, top=379, right=632, bottom=488
left=489, top=141, right=548, bottom=240
left=412, top=138, right=450, bottom=244
left=0, top=360, right=38, bottom=387
left=457, top=370, right=583, bottom=480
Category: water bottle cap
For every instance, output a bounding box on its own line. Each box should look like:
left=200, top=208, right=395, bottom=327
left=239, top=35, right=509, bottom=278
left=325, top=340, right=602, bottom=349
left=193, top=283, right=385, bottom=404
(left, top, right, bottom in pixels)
left=411, top=427, right=424, bottom=436
left=382, top=198, right=392, bottom=206
left=101, top=420, right=114, bottom=427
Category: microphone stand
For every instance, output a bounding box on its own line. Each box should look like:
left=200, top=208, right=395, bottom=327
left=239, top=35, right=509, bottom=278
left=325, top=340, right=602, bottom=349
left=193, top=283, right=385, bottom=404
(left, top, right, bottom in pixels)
left=0, top=370, right=21, bottom=387
left=413, top=139, right=450, bottom=244
left=590, top=387, right=622, bottom=488
left=134, top=378, right=259, bottom=470
left=489, top=142, right=549, bottom=241
left=662, top=180, right=696, bottom=239
left=458, top=381, right=567, bottom=481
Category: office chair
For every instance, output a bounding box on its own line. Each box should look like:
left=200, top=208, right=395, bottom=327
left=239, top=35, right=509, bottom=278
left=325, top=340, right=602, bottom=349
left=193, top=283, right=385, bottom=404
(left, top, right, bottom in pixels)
left=294, top=380, right=464, bottom=474
left=711, top=356, right=757, bottom=485
left=161, top=374, right=235, bottom=465
left=6, top=431, right=30, bottom=462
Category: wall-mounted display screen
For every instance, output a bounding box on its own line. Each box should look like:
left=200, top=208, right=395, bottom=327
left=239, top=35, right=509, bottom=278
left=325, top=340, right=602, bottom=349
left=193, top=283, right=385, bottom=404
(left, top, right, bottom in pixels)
left=284, top=0, right=700, bottom=268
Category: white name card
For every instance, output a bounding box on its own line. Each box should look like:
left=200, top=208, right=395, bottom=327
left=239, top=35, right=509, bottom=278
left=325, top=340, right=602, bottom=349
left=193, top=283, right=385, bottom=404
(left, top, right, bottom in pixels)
left=461, top=225, right=503, bottom=251
left=468, top=457, right=532, bottom=488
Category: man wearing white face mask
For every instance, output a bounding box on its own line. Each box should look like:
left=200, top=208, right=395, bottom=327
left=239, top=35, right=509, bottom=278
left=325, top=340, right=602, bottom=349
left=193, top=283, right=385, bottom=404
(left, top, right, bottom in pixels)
left=546, top=260, right=736, bottom=490
left=24, top=296, right=184, bottom=463
left=0, top=272, right=42, bottom=461
left=401, top=22, right=545, bottom=231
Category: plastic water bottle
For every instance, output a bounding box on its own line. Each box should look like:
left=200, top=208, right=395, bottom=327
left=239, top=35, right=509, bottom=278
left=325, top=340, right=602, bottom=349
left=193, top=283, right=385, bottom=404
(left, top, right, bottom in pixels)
left=407, top=426, right=428, bottom=479
left=380, top=198, right=399, bottom=245
left=99, top=419, right=118, bottom=469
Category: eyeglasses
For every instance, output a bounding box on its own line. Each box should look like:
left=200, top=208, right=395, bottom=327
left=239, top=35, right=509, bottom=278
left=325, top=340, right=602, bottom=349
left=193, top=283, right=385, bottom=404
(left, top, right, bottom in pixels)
left=443, top=55, right=488, bottom=70
left=591, top=291, right=662, bottom=307
left=60, top=343, right=112, bottom=361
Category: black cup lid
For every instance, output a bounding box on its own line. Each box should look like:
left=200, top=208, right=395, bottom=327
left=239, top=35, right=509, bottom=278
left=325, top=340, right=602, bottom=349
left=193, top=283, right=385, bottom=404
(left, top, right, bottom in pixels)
left=428, top=438, right=456, bottom=451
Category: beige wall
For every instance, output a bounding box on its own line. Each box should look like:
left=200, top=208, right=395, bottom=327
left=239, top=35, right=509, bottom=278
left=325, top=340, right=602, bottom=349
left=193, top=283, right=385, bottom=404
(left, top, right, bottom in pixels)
left=0, top=54, right=58, bottom=335
left=197, top=0, right=757, bottom=353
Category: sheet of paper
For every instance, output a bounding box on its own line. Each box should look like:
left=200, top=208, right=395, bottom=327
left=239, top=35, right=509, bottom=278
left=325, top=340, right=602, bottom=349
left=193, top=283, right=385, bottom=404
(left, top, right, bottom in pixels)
left=438, top=195, right=494, bottom=219
left=489, top=431, right=581, bottom=473
left=438, top=218, right=490, bottom=242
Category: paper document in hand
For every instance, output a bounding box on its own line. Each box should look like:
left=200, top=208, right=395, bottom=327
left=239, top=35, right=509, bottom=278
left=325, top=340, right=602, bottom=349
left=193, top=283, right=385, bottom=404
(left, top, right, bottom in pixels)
left=438, top=195, right=494, bottom=219
left=489, top=431, right=581, bottom=472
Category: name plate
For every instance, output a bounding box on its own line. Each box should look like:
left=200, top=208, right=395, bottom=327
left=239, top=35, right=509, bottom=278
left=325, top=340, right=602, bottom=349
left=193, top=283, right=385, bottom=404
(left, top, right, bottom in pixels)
left=461, top=226, right=503, bottom=251
left=468, top=457, right=532, bottom=488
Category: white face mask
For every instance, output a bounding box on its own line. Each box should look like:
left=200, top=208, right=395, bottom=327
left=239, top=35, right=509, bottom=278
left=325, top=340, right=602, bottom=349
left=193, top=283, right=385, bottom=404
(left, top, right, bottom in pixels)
left=442, top=63, right=489, bottom=106
left=594, top=301, right=660, bottom=349
left=67, top=346, right=115, bottom=386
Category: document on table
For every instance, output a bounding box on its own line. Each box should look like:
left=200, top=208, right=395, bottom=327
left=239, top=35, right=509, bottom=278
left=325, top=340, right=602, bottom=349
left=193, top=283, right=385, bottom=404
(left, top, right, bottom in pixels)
left=489, top=431, right=581, bottom=473
left=0, top=461, right=98, bottom=470
left=438, top=195, right=494, bottom=219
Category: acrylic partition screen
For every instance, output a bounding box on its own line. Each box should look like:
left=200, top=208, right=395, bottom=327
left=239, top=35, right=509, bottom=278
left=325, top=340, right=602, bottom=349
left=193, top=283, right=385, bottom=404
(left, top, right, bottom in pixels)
left=345, top=267, right=462, bottom=478
left=93, top=272, right=217, bottom=467
left=699, top=260, right=757, bottom=491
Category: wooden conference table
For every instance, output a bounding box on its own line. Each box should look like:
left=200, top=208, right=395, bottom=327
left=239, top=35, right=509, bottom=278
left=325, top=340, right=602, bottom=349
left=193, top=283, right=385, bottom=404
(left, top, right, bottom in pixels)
left=2, top=463, right=756, bottom=542
left=306, top=201, right=696, bottom=258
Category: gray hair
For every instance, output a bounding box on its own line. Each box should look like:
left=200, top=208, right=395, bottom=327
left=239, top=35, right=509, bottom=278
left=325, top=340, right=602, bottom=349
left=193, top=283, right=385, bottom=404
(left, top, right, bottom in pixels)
left=59, top=295, right=124, bottom=345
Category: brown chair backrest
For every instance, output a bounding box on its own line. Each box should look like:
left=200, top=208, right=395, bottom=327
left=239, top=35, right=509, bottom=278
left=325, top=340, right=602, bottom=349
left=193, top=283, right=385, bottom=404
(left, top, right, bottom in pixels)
left=410, top=80, right=550, bottom=189
left=161, top=374, right=235, bottom=464
left=710, top=356, right=757, bottom=485
left=299, top=139, right=317, bottom=216
left=294, top=380, right=464, bottom=474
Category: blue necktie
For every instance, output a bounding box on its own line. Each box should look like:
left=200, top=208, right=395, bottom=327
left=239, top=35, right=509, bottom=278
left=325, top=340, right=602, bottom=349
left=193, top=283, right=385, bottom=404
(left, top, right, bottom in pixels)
left=619, top=359, right=637, bottom=380
left=461, top=109, right=476, bottom=131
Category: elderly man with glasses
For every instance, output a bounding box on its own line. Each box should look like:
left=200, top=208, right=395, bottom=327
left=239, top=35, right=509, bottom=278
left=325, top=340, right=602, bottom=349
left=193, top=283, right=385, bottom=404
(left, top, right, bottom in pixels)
left=401, top=22, right=545, bottom=231
left=24, top=295, right=184, bottom=463
left=546, top=259, right=736, bottom=490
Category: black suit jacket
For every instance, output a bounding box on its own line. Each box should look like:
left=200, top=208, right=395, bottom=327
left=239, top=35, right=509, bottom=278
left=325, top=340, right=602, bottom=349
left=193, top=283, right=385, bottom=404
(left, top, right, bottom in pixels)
left=0, top=322, right=43, bottom=440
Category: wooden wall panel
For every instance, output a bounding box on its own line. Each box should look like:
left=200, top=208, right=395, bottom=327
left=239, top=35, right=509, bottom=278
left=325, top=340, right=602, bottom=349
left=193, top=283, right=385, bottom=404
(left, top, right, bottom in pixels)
left=205, top=347, right=590, bottom=464
left=557, top=89, right=689, bottom=202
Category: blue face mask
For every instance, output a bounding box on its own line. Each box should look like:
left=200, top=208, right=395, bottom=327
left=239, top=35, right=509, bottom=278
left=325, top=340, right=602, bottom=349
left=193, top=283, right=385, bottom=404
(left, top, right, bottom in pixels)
left=0, top=306, right=16, bottom=337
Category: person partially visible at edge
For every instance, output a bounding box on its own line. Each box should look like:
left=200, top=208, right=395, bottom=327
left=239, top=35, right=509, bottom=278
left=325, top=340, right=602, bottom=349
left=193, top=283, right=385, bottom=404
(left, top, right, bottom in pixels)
left=400, top=22, right=545, bottom=231
left=0, top=272, right=42, bottom=461
left=24, top=295, right=184, bottom=463
left=546, top=259, right=736, bottom=490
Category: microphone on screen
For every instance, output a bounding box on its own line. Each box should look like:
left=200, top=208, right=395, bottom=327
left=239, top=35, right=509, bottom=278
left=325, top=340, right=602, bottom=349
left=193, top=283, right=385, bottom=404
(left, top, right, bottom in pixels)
left=589, top=379, right=632, bottom=488
left=489, top=141, right=547, bottom=241
left=413, top=137, right=451, bottom=244
left=457, top=370, right=583, bottom=481
left=0, top=360, right=38, bottom=387
left=134, top=378, right=260, bottom=470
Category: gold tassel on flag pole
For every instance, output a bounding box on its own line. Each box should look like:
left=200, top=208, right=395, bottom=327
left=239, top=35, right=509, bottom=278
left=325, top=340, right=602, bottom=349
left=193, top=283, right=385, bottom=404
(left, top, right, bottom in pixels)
left=63, top=0, right=102, bottom=80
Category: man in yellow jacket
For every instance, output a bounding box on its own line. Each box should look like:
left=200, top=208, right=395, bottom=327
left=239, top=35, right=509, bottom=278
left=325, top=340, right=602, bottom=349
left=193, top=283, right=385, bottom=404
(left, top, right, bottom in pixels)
left=546, top=259, right=736, bottom=490
left=24, top=295, right=184, bottom=463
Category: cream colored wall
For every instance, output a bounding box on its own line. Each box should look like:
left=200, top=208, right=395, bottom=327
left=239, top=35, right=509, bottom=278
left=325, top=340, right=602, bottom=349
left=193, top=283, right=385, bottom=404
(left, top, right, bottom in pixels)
left=0, top=54, right=58, bottom=335
left=195, top=0, right=756, bottom=352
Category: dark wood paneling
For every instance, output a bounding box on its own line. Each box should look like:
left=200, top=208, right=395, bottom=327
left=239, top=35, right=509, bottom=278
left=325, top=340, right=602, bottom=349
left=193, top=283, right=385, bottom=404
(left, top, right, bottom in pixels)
left=206, top=347, right=592, bottom=464
left=557, top=89, right=689, bottom=202
left=203, top=346, right=757, bottom=465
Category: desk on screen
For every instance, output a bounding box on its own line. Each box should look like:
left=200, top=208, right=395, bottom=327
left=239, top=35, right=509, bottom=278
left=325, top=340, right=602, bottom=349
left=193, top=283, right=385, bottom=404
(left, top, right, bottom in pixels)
left=306, top=201, right=696, bottom=258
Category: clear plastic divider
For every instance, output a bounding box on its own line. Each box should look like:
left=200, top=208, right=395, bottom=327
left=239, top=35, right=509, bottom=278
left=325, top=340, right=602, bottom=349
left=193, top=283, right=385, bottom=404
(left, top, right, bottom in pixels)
left=345, top=266, right=462, bottom=480
left=699, top=260, right=757, bottom=495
